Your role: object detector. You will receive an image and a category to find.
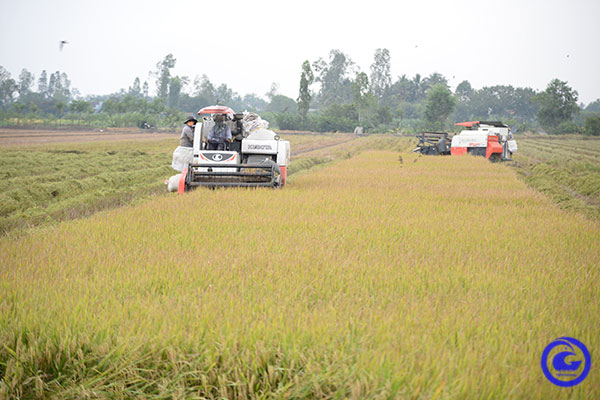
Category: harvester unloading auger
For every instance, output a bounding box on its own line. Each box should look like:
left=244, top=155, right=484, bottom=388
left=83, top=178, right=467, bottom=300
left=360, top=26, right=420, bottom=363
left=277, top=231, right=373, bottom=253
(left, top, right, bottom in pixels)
left=173, top=106, right=290, bottom=192
left=413, top=121, right=518, bottom=162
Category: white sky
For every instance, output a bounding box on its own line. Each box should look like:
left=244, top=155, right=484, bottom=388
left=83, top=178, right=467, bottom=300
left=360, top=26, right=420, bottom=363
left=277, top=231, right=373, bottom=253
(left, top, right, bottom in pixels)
left=1, top=0, right=599, bottom=104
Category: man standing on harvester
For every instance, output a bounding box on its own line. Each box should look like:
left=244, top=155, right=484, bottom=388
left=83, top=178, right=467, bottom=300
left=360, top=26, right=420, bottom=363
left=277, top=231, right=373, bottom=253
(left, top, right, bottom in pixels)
left=207, top=114, right=232, bottom=150
left=180, top=116, right=196, bottom=147
left=171, top=116, right=197, bottom=172
left=165, top=105, right=291, bottom=192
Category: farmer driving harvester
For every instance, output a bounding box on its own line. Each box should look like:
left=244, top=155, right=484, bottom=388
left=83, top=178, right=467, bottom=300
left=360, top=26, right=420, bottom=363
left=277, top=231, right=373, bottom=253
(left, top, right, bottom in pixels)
left=165, top=104, right=291, bottom=191
left=207, top=114, right=232, bottom=150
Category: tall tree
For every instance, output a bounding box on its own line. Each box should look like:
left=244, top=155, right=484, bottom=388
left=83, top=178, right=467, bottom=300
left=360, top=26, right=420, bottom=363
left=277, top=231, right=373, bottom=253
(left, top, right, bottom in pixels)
left=455, top=80, right=473, bottom=102
left=266, top=82, right=279, bottom=101
left=454, top=80, right=474, bottom=121
left=585, top=99, right=600, bottom=113
left=422, top=72, right=449, bottom=92
left=215, top=84, right=235, bottom=105
left=38, top=70, right=48, bottom=97
left=424, top=84, right=456, bottom=128
left=154, top=54, right=176, bottom=100
left=46, top=71, right=71, bottom=100
left=0, top=66, right=17, bottom=109
left=510, top=87, right=539, bottom=122
left=167, top=76, right=182, bottom=108
left=129, top=77, right=141, bottom=97
left=534, top=79, right=579, bottom=132
left=369, top=48, right=391, bottom=100
left=17, top=68, right=35, bottom=98
left=193, top=74, right=215, bottom=102
left=312, top=49, right=355, bottom=106
left=411, top=74, right=425, bottom=101
left=389, top=73, right=426, bottom=103
left=241, top=94, right=267, bottom=111
left=60, top=72, right=71, bottom=98
left=48, top=72, right=57, bottom=97
left=386, top=74, right=412, bottom=105
left=297, top=60, right=314, bottom=119
left=142, top=81, right=149, bottom=98
left=353, top=72, right=373, bottom=124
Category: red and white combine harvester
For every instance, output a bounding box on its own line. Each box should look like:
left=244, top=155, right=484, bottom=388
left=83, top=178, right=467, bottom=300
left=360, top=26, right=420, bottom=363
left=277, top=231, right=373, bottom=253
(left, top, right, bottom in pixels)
left=413, top=121, right=518, bottom=162
left=177, top=106, right=290, bottom=192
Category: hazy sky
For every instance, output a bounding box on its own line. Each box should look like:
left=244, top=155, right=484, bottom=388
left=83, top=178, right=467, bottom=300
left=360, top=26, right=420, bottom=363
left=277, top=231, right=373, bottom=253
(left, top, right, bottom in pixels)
left=1, top=0, right=599, bottom=104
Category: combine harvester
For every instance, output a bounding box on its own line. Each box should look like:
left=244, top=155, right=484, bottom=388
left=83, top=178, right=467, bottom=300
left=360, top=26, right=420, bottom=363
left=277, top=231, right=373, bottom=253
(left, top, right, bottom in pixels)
left=175, top=106, right=290, bottom=192
left=413, top=121, right=517, bottom=162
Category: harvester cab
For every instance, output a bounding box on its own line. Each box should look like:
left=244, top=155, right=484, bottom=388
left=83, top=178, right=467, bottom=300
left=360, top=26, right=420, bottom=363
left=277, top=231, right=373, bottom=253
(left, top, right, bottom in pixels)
left=450, top=121, right=517, bottom=162
left=177, top=106, right=290, bottom=192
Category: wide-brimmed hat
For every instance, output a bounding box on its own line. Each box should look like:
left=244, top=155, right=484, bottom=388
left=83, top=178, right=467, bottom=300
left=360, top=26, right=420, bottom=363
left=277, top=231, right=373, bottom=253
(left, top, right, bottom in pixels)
left=184, top=116, right=198, bottom=124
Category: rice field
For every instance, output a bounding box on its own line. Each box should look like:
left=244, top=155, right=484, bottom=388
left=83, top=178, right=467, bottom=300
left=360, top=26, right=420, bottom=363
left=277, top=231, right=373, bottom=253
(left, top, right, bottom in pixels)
left=280, top=132, right=357, bottom=154
left=0, top=139, right=175, bottom=235
left=0, top=132, right=406, bottom=235
left=1, top=139, right=598, bottom=398
left=511, top=135, right=600, bottom=219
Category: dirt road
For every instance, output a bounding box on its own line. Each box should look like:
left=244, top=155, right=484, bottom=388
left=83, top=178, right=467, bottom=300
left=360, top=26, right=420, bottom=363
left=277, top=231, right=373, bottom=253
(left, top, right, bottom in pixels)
left=0, top=128, right=176, bottom=146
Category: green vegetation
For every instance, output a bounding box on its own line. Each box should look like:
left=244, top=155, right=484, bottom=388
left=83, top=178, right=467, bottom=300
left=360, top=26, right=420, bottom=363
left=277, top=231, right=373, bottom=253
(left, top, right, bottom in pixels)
left=512, top=135, right=600, bottom=218
left=297, top=61, right=314, bottom=120
left=423, top=84, right=456, bottom=129
left=534, top=79, right=580, bottom=133
left=1, top=150, right=598, bottom=398
left=3, top=51, right=599, bottom=134
left=584, top=114, right=600, bottom=136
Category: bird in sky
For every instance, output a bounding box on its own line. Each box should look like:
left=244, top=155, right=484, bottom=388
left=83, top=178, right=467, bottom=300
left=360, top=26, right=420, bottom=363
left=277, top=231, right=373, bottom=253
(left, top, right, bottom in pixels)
left=59, top=40, right=68, bottom=51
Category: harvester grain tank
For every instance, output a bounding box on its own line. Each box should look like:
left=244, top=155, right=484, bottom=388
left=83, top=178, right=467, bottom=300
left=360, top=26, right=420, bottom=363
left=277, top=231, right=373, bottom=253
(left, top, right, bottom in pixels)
left=451, top=121, right=517, bottom=161
left=176, top=106, right=290, bottom=192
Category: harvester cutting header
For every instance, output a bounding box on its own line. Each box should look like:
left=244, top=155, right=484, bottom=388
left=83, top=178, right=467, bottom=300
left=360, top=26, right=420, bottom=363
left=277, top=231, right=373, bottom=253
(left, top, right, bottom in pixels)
left=414, top=121, right=518, bottom=162
left=168, top=106, right=290, bottom=192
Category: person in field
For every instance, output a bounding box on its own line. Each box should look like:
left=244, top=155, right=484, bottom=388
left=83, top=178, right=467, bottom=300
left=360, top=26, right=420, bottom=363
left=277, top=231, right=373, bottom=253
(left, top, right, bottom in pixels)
left=171, top=116, right=197, bottom=171
left=207, top=114, right=232, bottom=150
left=180, top=116, right=197, bottom=147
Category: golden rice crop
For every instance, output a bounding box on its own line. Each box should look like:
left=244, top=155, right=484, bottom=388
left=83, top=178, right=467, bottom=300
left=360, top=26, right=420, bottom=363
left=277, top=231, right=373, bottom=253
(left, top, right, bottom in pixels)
left=512, top=135, right=600, bottom=219
left=0, top=134, right=409, bottom=235
left=0, top=149, right=598, bottom=398
left=0, top=139, right=177, bottom=235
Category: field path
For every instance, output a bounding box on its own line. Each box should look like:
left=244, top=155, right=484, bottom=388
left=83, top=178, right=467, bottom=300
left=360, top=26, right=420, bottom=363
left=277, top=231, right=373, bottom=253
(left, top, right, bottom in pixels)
left=0, top=128, right=175, bottom=146
left=1, top=150, right=598, bottom=398
left=292, top=134, right=358, bottom=155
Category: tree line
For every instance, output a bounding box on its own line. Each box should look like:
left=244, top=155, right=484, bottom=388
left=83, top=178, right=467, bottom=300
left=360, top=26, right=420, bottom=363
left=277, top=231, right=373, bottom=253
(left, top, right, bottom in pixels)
left=289, top=48, right=599, bottom=135
left=1, top=49, right=599, bottom=135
